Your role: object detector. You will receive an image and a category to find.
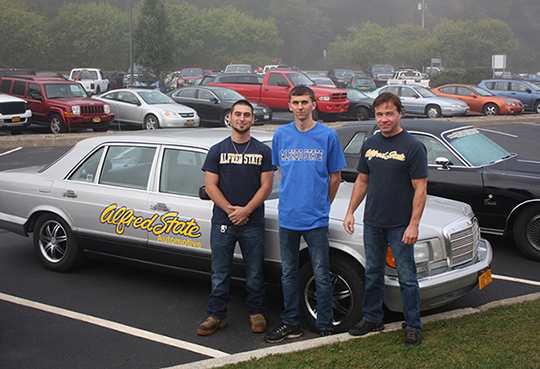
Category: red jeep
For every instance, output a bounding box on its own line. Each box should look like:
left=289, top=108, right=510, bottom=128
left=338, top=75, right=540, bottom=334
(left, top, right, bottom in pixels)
left=0, top=76, right=114, bottom=133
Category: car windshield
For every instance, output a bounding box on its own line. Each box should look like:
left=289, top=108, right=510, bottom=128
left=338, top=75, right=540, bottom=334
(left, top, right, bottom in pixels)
left=288, top=72, right=314, bottom=86
left=443, top=127, right=512, bottom=166
left=470, top=86, right=493, bottom=97
left=181, top=69, right=203, bottom=77
left=415, top=86, right=437, bottom=98
left=523, top=80, right=540, bottom=91
left=44, top=83, right=87, bottom=98
left=138, top=91, right=174, bottom=104
left=373, top=65, right=394, bottom=73
left=73, top=70, right=98, bottom=80
left=213, top=88, right=244, bottom=101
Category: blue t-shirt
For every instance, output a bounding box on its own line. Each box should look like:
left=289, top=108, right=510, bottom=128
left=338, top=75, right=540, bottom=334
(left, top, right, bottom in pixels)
left=202, top=136, right=276, bottom=226
left=358, top=129, right=428, bottom=228
left=272, top=122, right=346, bottom=230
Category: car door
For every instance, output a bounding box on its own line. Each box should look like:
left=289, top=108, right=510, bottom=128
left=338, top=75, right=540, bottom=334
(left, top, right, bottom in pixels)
left=196, top=88, right=223, bottom=123
left=26, top=82, right=48, bottom=124
left=115, top=90, right=144, bottom=126
left=455, top=86, right=482, bottom=113
left=509, top=82, right=533, bottom=109
left=262, top=73, right=291, bottom=110
left=398, top=86, right=423, bottom=115
left=146, top=146, right=214, bottom=273
left=58, top=144, right=158, bottom=260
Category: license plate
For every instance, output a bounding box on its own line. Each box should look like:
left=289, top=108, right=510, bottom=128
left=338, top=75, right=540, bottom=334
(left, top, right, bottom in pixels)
left=264, top=114, right=270, bottom=119
left=92, top=117, right=101, bottom=123
left=479, top=268, right=492, bottom=290
left=339, top=108, right=346, bottom=112
left=12, top=117, right=21, bottom=122
left=186, top=120, right=195, bottom=125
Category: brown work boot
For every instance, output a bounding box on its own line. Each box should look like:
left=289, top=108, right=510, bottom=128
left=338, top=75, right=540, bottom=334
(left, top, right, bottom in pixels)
left=197, top=317, right=227, bottom=336
left=250, top=314, right=267, bottom=333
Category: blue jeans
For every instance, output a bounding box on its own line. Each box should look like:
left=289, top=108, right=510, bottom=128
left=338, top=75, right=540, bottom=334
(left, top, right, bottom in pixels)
left=207, top=224, right=266, bottom=319
left=362, top=225, right=422, bottom=331
left=279, top=226, right=334, bottom=331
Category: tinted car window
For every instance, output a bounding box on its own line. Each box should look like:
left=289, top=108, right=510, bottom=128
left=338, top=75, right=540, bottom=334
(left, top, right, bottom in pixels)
left=267, top=73, right=288, bottom=87
left=99, top=146, right=156, bottom=190
left=68, top=147, right=105, bottom=183
left=160, top=148, right=206, bottom=196
left=175, top=88, right=196, bottom=98
left=13, top=81, right=26, bottom=96
left=343, top=132, right=367, bottom=155
left=0, top=79, right=11, bottom=93
left=28, top=83, right=41, bottom=98
left=198, top=89, right=214, bottom=101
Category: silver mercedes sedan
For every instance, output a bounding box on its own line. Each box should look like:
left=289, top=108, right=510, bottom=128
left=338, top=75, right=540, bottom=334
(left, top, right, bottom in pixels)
left=93, top=88, right=200, bottom=129
left=0, top=129, right=492, bottom=332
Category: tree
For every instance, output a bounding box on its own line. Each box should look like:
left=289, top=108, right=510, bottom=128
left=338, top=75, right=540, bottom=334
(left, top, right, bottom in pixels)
left=133, top=0, right=174, bottom=80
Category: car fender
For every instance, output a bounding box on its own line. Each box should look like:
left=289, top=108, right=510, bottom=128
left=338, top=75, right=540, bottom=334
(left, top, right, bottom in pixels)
left=505, top=198, right=540, bottom=234
left=25, top=205, right=76, bottom=236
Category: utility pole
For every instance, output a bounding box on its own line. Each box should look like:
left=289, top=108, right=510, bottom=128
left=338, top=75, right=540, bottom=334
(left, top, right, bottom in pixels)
left=129, top=0, right=134, bottom=87
left=418, top=0, right=426, bottom=29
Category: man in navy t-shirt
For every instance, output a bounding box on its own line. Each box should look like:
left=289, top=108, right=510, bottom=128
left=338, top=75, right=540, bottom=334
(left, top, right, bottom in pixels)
left=343, top=92, right=428, bottom=346
left=197, top=100, right=276, bottom=336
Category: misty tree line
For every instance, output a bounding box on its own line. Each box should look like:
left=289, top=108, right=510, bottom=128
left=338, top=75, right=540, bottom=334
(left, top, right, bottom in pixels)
left=0, top=0, right=536, bottom=76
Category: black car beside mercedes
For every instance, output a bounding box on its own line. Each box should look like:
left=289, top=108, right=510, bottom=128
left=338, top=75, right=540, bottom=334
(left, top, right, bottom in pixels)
left=337, top=119, right=540, bottom=261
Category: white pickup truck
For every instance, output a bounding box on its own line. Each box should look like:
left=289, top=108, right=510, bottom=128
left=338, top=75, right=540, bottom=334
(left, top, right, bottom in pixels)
left=69, top=68, right=109, bottom=95
left=387, top=70, right=430, bottom=87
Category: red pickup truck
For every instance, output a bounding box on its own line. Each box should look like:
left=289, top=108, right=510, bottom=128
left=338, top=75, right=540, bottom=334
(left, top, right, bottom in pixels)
left=201, top=71, right=349, bottom=120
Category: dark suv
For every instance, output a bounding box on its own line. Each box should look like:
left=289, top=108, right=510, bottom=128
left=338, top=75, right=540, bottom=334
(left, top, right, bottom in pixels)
left=327, top=69, right=355, bottom=88
left=0, top=76, right=114, bottom=133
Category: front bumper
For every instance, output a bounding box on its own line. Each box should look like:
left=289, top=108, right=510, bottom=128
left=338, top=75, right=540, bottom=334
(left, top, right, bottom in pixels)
left=160, top=116, right=200, bottom=128
left=384, top=237, right=493, bottom=312
left=64, top=113, right=115, bottom=129
left=0, top=109, right=32, bottom=131
left=317, top=101, right=350, bottom=114
left=442, top=107, right=469, bottom=117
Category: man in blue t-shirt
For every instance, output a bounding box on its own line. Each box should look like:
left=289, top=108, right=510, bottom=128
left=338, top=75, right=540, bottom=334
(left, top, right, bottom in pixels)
left=197, top=100, right=276, bottom=336
left=264, top=86, right=346, bottom=343
left=343, top=92, right=428, bottom=346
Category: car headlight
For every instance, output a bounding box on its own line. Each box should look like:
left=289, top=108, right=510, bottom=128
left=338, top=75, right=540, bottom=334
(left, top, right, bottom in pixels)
left=104, top=104, right=111, bottom=114
left=504, top=100, right=516, bottom=106
left=318, top=96, right=330, bottom=101
left=72, top=106, right=81, bottom=115
left=162, top=110, right=179, bottom=118
left=450, top=104, right=464, bottom=108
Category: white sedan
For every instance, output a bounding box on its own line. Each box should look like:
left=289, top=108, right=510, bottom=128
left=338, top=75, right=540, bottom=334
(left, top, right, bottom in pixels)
left=0, top=129, right=492, bottom=332
left=93, top=88, right=200, bottom=129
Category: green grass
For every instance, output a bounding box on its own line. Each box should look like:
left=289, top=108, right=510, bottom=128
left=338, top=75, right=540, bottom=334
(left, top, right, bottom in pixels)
left=222, top=298, right=540, bottom=369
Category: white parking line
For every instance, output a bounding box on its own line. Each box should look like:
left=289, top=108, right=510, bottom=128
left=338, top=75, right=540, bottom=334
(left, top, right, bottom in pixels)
left=477, top=128, right=518, bottom=138
left=0, top=292, right=229, bottom=359
left=0, top=147, right=23, bottom=157
left=492, top=274, right=540, bottom=287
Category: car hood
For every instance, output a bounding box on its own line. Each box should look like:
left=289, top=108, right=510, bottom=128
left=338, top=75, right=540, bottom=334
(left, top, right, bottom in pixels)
left=50, top=97, right=106, bottom=106
left=150, top=103, right=195, bottom=113
left=310, top=86, right=346, bottom=95
left=422, top=96, right=467, bottom=106
left=489, top=155, right=540, bottom=177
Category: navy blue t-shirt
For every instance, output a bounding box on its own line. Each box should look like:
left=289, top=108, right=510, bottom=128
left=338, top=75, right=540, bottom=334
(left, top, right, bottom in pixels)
left=202, top=136, right=275, bottom=226
left=358, top=130, right=428, bottom=228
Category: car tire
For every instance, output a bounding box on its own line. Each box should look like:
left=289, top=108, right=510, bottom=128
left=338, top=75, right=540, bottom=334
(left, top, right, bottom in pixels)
left=513, top=205, right=540, bottom=261
left=483, top=103, right=499, bottom=116
left=299, top=253, right=364, bottom=333
left=49, top=113, right=67, bottom=134
left=425, top=105, right=442, bottom=118
left=534, top=101, right=540, bottom=114
left=312, top=108, right=320, bottom=122
left=33, top=214, right=85, bottom=272
left=356, top=106, right=370, bottom=121
left=143, top=114, right=159, bottom=130
left=221, top=110, right=231, bottom=128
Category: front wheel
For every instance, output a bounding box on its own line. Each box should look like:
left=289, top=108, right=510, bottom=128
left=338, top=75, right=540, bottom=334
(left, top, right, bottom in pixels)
left=221, top=110, right=231, bottom=128
left=425, top=105, right=442, bottom=118
left=49, top=113, right=67, bottom=134
left=299, top=254, right=364, bottom=333
left=143, top=114, right=159, bottom=130
left=356, top=106, right=370, bottom=121
left=534, top=101, right=540, bottom=114
left=483, top=103, right=499, bottom=116
left=33, top=214, right=85, bottom=272
left=513, top=206, right=540, bottom=261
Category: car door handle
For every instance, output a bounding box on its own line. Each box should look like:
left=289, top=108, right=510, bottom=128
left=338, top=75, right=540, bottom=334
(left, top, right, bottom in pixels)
left=62, top=190, right=78, bottom=198
left=150, top=203, right=170, bottom=212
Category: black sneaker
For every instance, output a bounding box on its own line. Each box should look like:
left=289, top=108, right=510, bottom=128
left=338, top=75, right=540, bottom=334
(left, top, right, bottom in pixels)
left=405, top=329, right=421, bottom=346
left=263, top=323, right=303, bottom=343
left=320, top=330, right=333, bottom=337
left=348, top=319, right=384, bottom=336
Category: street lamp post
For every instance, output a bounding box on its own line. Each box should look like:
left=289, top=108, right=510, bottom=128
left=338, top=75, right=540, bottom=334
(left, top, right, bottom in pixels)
left=418, top=0, right=426, bottom=29
left=129, top=0, right=134, bottom=87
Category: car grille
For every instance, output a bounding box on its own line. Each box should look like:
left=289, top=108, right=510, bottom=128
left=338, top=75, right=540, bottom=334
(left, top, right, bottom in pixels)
left=0, top=101, right=27, bottom=115
left=331, top=92, right=347, bottom=101
left=179, top=112, right=195, bottom=118
left=81, top=105, right=104, bottom=115
left=447, top=218, right=479, bottom=266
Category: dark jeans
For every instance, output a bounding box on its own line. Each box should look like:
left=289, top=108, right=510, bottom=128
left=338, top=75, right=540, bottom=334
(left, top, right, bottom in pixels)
left=279, top=226, right=334, bottom=331
left=362, top=224, right=422, bottom=331
left=207, top=224, right=266, bottom=319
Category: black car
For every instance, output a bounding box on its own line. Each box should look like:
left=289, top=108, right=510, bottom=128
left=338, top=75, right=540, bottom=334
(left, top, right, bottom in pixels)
left=341, top=88, right=374, bottom=121
left=327, top=68, right=355, bottom=88
left=337, top=119, right=540, bottom=261
left=167, top=86, right=272, bottom=127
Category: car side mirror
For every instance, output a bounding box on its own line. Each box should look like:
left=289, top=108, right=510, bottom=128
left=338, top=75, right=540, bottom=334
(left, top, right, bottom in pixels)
left=199, top=186, right=211, bottom=200
left=277, top=81, right=290, bottom=87
left=435, top=157, right=451, bottom=170
left=470, top=93, right=477, bottom=98
left=30, top=92, right=43, bottom=101
left=210, top=97, right=219, bottom=104
left=525, top=88, right=532, bottom=93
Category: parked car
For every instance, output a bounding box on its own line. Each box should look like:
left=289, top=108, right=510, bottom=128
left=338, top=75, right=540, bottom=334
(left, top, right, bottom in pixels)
left=35, top=71, right=66, bottom=79
left=0, top=75, right=113, bottom=133
left=327, top=68, right=355, bottom=88
left=176, top=68, right=205, bottom=87
left=522, top=73, right=540, bottom=86
left=93, top=88, right=199, bottom=130
left=387, top=70, right=430, bottom=88
left=131, top=79, right=167, bottom=93
left=224, top=64, right=253, bottom=74
left=370, top=84, right=469, bottom=118
left=0, top=68, right=36, bottom=78
left=310, top=76, right=336, bottom=87
left=0, top=92, right=32, bottom=134
left=167, top=86, right=272, bottom=127
left=199, top=73, right=263, bottom=86
left=0, top=129, right=492, bottom=332
left=478, top=79, right=540, bottom=113
left=107, top=70, right=128, bottom=90
left=368, top=64, right=395, bottom=86
left=432, top=84, right=524, bottom=116
left=349, top=74, right=377, bottom=92
left=341, top=88, right=374, bottom=121
left=337, top=119, right=540, bottom=261
left=68, top=68, right=109, bottom=95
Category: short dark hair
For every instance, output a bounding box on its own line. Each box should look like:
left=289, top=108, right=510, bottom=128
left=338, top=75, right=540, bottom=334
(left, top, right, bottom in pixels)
left=289, top=85, right=315, bottom=102
left=231, top=99, right=254, bottom=114
left=373, top=92, right=403, bottom=113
